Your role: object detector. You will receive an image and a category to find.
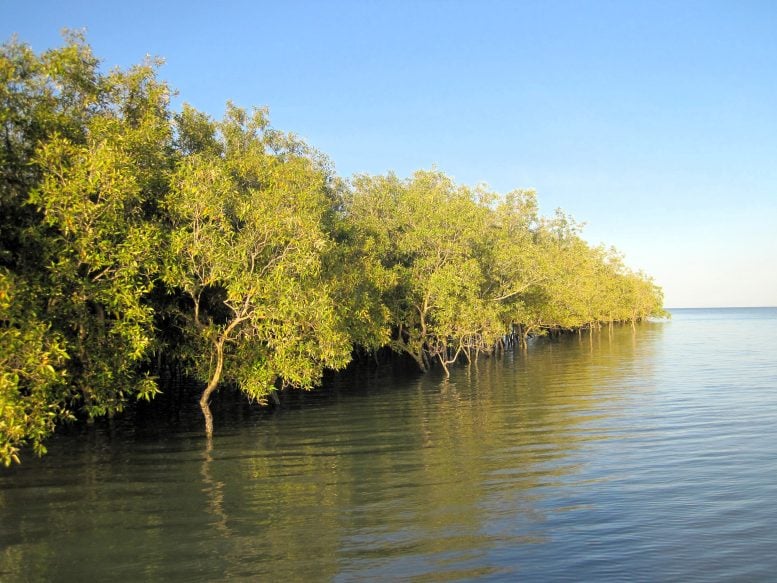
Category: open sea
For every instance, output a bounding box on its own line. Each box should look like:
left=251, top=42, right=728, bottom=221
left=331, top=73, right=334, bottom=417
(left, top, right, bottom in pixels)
left=1, top=307, right=776, bottom=581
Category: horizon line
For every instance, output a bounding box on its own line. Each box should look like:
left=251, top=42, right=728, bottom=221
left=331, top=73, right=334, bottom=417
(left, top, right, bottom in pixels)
left=666, top=305, right=777, bottom=310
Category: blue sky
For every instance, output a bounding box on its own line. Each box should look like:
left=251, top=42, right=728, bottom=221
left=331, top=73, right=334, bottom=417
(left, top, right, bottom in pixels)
left=3, top=0, right=776, bottom=307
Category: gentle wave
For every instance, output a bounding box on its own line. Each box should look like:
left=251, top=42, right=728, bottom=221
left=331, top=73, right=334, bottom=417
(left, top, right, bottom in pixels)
left=1, top=309, right=776, bottom=581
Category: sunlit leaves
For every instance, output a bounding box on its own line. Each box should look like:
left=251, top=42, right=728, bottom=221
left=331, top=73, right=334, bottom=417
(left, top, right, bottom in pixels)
left=0, top=270, right=71, bottom=466
left=165, top=106, right=356, bottom=433
left=347, top=170, right=666, bottom=372
left=0, top=33, right=667, bottom=461
left=1, top=34, right=168, bottom=461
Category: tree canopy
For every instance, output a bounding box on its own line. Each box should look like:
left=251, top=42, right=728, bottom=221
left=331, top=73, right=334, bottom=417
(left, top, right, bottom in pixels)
left=0, top=35, right=666, bottom=464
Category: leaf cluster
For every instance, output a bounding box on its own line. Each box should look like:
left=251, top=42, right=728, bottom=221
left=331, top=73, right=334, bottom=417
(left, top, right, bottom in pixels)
left=0, top=35, right=666, bottom=464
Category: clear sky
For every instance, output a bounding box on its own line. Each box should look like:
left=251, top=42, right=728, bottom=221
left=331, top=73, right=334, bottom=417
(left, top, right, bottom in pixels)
left=3, top=0, right=776, bottom=307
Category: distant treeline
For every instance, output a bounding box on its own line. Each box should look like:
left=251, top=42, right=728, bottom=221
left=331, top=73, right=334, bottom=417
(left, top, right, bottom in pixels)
left=0, top=34, right=666, bottom=465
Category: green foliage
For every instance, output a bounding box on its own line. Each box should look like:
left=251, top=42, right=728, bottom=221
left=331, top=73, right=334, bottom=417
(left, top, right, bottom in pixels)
left=164, top=105, right=360, bottom=429
left=29, top=54, right=170, bottom=409
left=1, top=33, right=166, bottom=462
left=0, top=270, right=71, bottom=466
left=1, top=33, right=667, bottom=461
left=347, top=171, right=667, bottom=372
left=347, top=171, right=503, bottom=371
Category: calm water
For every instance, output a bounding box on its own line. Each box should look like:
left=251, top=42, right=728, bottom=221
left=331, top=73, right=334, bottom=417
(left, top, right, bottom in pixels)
left=2, top=308, right=777, bottom=581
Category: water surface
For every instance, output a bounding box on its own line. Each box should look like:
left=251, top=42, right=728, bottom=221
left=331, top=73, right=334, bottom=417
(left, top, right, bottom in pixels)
left=2, top=308, right=776, bottom=581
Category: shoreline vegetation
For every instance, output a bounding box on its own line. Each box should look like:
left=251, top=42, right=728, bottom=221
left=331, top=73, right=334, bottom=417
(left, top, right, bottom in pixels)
left=0, top=34, right=666, bottom=466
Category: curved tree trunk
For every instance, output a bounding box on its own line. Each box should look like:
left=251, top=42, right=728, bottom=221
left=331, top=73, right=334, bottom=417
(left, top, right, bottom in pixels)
left=438, top=343, right=462, bottom=377
left=438, top=354, right=450, bottom=377
left=200, top=340, right=225, bottom=439
left=198, top=316, right=247, bottom=439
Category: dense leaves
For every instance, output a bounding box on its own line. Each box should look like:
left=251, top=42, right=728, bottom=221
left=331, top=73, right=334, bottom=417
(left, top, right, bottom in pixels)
left=164, top=105, right=360, bottom=436
left=1, top=34, right=167, bottom=464
left=0, top=35, right=666, bottom=463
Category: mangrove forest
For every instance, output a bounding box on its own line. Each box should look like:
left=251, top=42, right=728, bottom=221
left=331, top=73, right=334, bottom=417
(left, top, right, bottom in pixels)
left=0, top=34, right=666, bottom=465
